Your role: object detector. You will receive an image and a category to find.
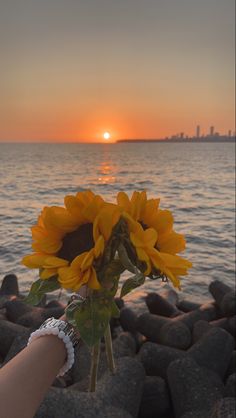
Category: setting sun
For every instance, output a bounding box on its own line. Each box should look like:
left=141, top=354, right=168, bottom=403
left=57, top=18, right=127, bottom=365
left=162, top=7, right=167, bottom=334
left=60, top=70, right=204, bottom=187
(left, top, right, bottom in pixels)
left=103, top=132, right=111, bottom=140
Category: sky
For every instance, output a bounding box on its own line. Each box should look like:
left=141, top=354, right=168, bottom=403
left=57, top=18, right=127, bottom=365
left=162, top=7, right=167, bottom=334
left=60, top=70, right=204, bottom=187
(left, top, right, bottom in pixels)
left=0, top=0, right=235, bottom=142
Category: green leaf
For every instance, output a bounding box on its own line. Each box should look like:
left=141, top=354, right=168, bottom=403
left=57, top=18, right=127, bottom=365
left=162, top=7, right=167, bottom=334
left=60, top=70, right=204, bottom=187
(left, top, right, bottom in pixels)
left=120, top=273, right=145, bottom=298
left=24, top=276, right=60, bottom=306
left=74, top=295, right=111, bottom=346
left=118, top=244, right=136, bottom=273
left=110, top=299, right=120, bottom=318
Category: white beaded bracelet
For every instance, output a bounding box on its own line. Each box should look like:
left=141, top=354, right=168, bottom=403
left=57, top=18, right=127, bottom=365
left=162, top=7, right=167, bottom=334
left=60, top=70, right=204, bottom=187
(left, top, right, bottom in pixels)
left=27, top=317, right=80, bottom=377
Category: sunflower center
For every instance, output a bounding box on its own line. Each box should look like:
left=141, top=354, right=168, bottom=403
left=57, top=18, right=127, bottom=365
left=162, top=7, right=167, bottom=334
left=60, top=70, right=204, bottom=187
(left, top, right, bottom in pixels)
left=140, top=221, right=148, bottom=230
left=58, top=223, right=94, bottom=263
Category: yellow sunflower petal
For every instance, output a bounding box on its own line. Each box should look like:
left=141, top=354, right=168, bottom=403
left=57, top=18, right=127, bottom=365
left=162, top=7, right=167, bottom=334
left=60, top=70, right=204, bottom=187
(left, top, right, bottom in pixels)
left=64, top=195, right=85, bottom=224
left=42, top=256, right=68, bottom=269
left=136, top=247, right=149, bottom=262
left=94, top=235, right=105, bottom=258
left=83, top=195, right=104, bottom=222
left=40, top=268, right=58, bottom=279
left=88, top=267, right=101, bottom=289
left=158, top=252, right=192, bottom=270
left=80, top=250, right=94, bottom=271
left=32, top=237, right=62, bottom=254
left=130, top=191, right=147, bottom=221
left=94, top=204, right=120, bottom=241
left=130, top=231, right=143, bottom=248
left=76, top=190, right=95, bottom=206
left=158, top=231, right=186, bottom=254
left=44, top=206, right=78, bottom=233
left=143, top=228, right=158, bottom=248
left=58, top=266, right=80, bottom=288
left=71, top=253, right=87, bottom=269
left=21, top=254, right=48, bottom=268
left=117, top=192, right=130, bottom=212
left=152, top=210, right=174, bottom=235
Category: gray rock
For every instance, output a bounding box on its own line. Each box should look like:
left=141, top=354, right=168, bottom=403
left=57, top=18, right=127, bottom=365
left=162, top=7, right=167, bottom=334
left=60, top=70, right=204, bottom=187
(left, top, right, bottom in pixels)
left=209, top=280, right=236, bottom=317
left=159, top=320, right=191, bottom=349
left=188, top=327, right=234, bottom=378
left=138, top=341, right=186, bottom=379
left=177, top=299, right=202, bottom=312
left=113, top=332, right=136, bottom=358
left=71, top=342, right=92, bottom=383
left=192, top=320, right=212, bottom=343
left=97, top=357, right=145, bottom=417
left=4, top=299, right=34, bottom=323
left=160, top=288, right=179, bottom=306
left=0, top=274, right=19, bottom=296
left=138, top=375, right=171, bottom=418
left=136, top=313, right=168, bottom=342
left=2, top=330, right=31, bottom=365
left=224, top=373, right=236, bottom=398
left=210, top=316, right=236, bottom=337
left=210, top=397, right=236, bottom=418
left=226, top=351, right=236, bottom=377
left=45, top=300, right=66, bottom=309
left=177, top=302, right=219, bottom=330
left=120, top=308, right=138, bottom=333
left=145, top=292, right=180, bottom=317
left=16, top=307, right=64, bottom=328
left=167, top=357, right=224, bottom=418
left=0, top=319, right=28, bottom=357
left=36, top=357, right=144, bottom=418
left=180, top=411, right=211, bottom=418
left=221, top=292, right=236, bottom=316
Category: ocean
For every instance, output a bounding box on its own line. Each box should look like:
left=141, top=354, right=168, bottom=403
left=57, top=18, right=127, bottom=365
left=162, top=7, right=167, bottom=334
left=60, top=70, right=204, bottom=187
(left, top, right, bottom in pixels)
left=0, top=142, right=235, bottom=309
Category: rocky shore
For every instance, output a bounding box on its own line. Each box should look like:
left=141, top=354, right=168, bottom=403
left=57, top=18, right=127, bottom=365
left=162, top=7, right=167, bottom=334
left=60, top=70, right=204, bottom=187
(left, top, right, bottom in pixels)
left=0, top=274, right=235, bottom=418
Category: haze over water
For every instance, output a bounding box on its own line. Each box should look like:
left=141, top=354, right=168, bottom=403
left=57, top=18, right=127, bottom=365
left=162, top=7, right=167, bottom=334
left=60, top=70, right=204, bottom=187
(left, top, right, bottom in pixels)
left=0, top=142, right=235, bottom=308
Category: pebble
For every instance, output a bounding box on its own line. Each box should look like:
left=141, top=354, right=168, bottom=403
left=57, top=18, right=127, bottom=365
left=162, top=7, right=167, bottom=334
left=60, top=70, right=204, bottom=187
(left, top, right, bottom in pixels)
left=226, top=351, right=236, bottom=377
left=192, top=320, right=212, bottom=343
left=16, top=307, right=64, bottom=328
left=145, top=292, right=180, bottom=317
left=209, top=280, right=236, bottom=317
left=2, top=330, right=31, bottom=366
left=177, top=299, right=202, bottom=312
left=138, top=375, right=171, bottom=418
left=210, top=397, right=236, bottom=418
left=138, top=341, right=186, bottom=379
left=0, top=319, right=28, bottom=358
left=167, top=357, right=224, bottom=418
left=0, top=274, right=19, bottom=296
left=136, top=313, right=167, bottom=342
left=119, top=308, right=138, bottom=333
left=224, top=373, right=236, bottom=398
left=188, top=327, right=234, bottom=379
left=4, top=299, right=34, bottom=323
left=176, top=302, right=219, bottom=330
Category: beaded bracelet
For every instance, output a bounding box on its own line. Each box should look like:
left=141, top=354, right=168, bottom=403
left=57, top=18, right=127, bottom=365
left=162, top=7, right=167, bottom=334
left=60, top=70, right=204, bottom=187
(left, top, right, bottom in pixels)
left=27, top=317, right=80, bottom=376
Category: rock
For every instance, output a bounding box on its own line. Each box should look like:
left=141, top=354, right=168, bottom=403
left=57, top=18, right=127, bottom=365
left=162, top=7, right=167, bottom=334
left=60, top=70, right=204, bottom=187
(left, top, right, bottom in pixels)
left=0, top=320, right=28, bottom=358
left=226, top=351, right=236, bottom=377
left=167, top=357, right=224, bottom=418
left=180, top=411, right=210, bottom=418
left=113, top=332, right=136, bottom=358
left=16, top=307, right=64, bottom=328
left=188, top=327, right=234, bottom=378
left=210, top=397, right=236, bottom=418
left=209, top=280, right=236, bottom=317
left=4, top=299, right=34, bottom=323
left=120, top=308, right=138, bottom=333
left=160, top=287, right=179, bottom=306
left=36, top=357, right=144, bottom=418
left=138, top=375, right=171, bottom=418
left=71, top=342, right=92, bottom=383
left=136, top=313, right=168, bottom=342
left=0, top=274, right=19, bottom=296
left=52, top=377, right=68, bottom=389
left=177, top=299, right=202, bottom=312
left=97, top=357, right=145, bottom=417
left=138, top=341, right=186, bottom=379
left=159, top=321, right=191, bottom=349
left=136, top=313, right=191, bottom=349
left=224, top=373, right=236, bottom=398
left=210, top=316, right=236, bottom=337
left=177, top=302, right=219, bottom=330
left=2, top=330, right=31, bottom=365
left=192, top=320, right=212, bottom=343
left=221, top=292, right=236, bottom=316
left=45, top=300, right=66, bottom=309
left=145, top=292, right=180, bottom=317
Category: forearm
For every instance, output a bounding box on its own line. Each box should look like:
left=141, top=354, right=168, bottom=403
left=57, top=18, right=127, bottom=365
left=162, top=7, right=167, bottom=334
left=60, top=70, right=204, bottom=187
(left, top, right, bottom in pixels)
left=0, top=335, right=67, bottom=418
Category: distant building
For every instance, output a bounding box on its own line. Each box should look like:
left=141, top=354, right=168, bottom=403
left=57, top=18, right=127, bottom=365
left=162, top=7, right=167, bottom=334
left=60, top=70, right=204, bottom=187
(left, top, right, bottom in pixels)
left=180, top=132, right=184, bottom=139
left=210, top=126, right=214, bottom=136
left=196, top=125, right=200, bottom=138
left=228, top=130, right=232, bottom=137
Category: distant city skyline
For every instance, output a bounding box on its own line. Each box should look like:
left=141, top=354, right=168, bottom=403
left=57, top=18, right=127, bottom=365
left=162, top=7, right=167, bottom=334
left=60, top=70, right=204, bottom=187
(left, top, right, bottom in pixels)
left=0, top=0, right=235, bottom=143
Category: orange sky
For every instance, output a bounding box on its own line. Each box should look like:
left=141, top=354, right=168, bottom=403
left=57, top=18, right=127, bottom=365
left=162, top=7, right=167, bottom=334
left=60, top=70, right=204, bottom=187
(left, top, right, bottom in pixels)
left=0, top=0, right=235, bottom=142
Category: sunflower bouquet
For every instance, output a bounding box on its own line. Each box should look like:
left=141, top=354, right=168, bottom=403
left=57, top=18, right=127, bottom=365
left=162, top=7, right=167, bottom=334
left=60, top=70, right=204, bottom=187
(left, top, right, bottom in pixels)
left=22, top=190, right=191, bottom=390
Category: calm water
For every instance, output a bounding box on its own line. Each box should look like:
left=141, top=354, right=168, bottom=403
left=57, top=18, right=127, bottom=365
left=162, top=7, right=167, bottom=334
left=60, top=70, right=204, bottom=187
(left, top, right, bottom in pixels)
left=0, top=142, right=235, bottom=309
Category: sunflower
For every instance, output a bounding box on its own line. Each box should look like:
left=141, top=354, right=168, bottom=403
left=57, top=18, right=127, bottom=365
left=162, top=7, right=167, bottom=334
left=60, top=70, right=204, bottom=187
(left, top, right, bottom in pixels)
left=117, top=191, right=192, bottom=288
left=22, top=191, right=121, bottom=291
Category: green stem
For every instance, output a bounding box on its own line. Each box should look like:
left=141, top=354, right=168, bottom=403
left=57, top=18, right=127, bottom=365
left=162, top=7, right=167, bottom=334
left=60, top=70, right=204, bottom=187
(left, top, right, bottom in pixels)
left=89, top=340, right=100, bottom=392
left=104, top=324, right=116, bottom=374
